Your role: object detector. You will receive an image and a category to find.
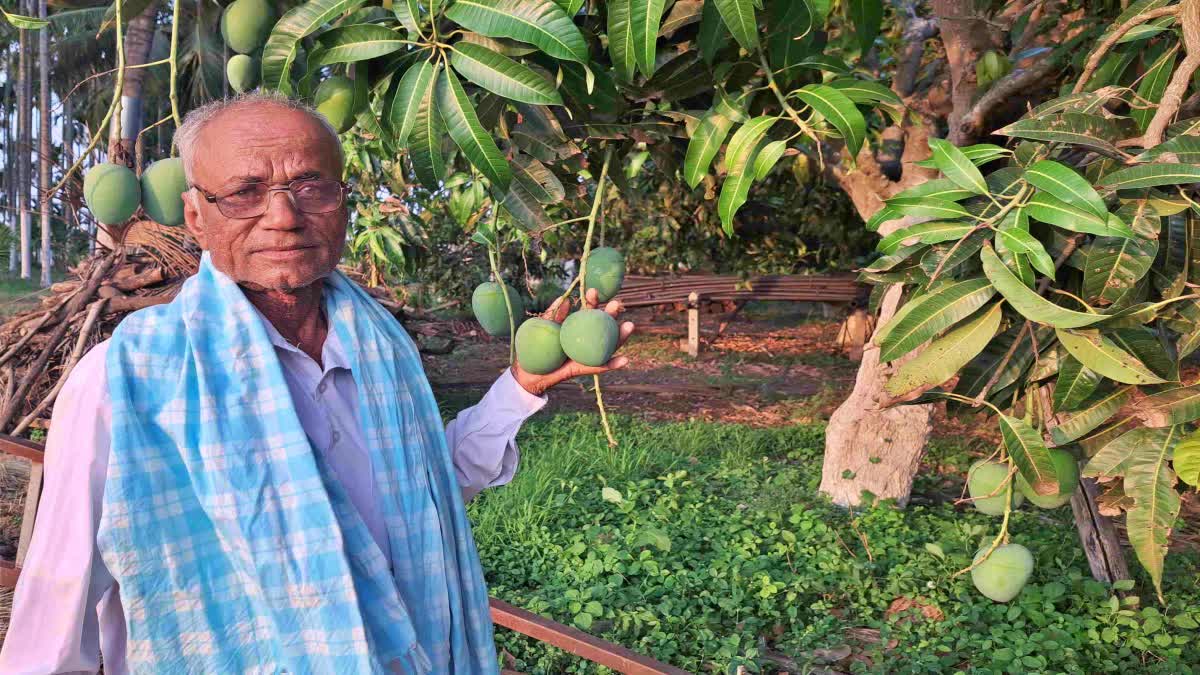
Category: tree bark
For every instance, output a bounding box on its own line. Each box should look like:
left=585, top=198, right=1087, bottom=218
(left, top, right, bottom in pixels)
left=38, top=0, right=51, bottom=287
left=819, top=122, right=940, bottom=508
left=107, top=2, right=158, bottom=163
left=17, top=0, right=31, bottom=278
left=101, top=1, right=157, bottom=252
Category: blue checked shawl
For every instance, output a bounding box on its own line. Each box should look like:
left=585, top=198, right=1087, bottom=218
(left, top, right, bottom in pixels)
left=97, top=252, right=498, bottom=674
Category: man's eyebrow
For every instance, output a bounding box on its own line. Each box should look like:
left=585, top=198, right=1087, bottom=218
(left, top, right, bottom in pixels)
left=226, top=174, right=266, bottom=184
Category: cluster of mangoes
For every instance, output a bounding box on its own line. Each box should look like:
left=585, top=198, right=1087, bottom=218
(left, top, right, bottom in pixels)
left=473, top=248, right=625, bottom=375
left=220, top=0, right=359, bottom=131
left=963, top=450, right=1081, bottom=602
left=82, top=157, right=188, bottom=227
left=221, top=0, right=274, bottom=93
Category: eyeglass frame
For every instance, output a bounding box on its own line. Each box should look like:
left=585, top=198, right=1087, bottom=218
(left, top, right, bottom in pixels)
left=188, top=177, right=351, bottom=219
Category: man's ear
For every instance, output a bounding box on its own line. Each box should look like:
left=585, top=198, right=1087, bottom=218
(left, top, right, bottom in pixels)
left=182, top=190, right=208, bottom=250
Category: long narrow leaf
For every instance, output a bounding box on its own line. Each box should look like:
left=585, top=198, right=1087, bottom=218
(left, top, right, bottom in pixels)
left=444, top=0, right=589, bottom=63
left=451, top=42, right=562, bottom=105
left=631, top=0, right=668, bottom=77
left=794, top=84, right=865, bottom=157
left=607, top=0, right=637, bottom=82
left=929, top=138, right=987, bottom=195
left=999, top=414, right=1060, bottom=496
left=877, top=278, right=996, bottom=363
left=262, top=0, right=368, bottom=94
left=713, top=0, right=759, bottom=50
left=437, top=68, right=512, bottom=189
left=1055, top=328, right=1166, bottom=384
left=409, top=62, right=445, bottom=188
left=885, top=302, right=1002, bottom=397
left=1024, top=160, right=1107, bottom=218
left=981, top=243, right=1103, bottom=328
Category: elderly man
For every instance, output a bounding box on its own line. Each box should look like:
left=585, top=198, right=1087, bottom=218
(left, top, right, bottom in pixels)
left=0, top=92, right=632, bottom=674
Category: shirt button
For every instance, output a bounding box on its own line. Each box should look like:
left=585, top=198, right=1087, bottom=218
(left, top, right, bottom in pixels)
left=331, top=430, right=340, bottom=444
left=318, top=381, right=328, bottom=394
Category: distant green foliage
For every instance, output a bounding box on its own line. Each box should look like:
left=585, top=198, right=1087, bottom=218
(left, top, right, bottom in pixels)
left=467, top=415, right=1200, bottom=673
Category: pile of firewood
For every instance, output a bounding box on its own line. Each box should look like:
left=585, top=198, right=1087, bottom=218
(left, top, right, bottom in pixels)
left=0, top=221, right=420, bottom=436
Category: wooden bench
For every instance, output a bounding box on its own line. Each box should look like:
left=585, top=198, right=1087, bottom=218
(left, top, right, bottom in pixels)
left=612, top=273, right=871, bottom=359
left=0, top=435, right=688, bottom=675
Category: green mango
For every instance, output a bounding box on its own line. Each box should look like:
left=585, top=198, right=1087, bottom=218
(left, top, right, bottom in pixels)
left=516, top=318, right=567, bottom=375
left=226, top=54, right=259, bottom=93
left=583, top=247, right=626, bottom=302
left=560, top=309, right=618, bottom=367
left=967, top=459, right=1024, bottom=516
left=83, top=163, right=141, bottom=225
left=314, top=76, right=357, bottom=134
left=140, top=158, right=188, bottom=226
left=971, top=543, right=1034, bottom=602
left=472, top=281, right=524, bottom=337
left=221, top=0, right=275, bottom=55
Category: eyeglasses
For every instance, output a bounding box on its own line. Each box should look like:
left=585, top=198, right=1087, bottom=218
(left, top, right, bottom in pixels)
left=190, top=178, right=349, bottom=219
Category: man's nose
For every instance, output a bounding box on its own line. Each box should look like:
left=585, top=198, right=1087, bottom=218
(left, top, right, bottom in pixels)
left=259, top=188, right=302, bottom=229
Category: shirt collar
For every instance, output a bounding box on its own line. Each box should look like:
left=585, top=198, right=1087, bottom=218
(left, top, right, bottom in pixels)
left=249, top=296, right=351, bottom=372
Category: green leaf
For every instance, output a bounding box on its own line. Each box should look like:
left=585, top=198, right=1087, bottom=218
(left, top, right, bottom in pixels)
left=1098, top=163, right=1200, bottom=190
left=753, top=140, right=788, bottom=180
left=953, top=324, right=1045, bottom=399
left=1, top=7, right=49, bottom=29
left=996, top=227, right=1056, bottom=278
left=262, top=0, right=369, bottom=94
left=877, top=278, right=996, bottom=363
left=999, top=414, right=1060, bottom=496
left=1024, top=160, right=1107, bottom=219
left=914, top=143, right=1008, bottom=169
left=981, top=244, right=1104, bottom=328
left=1027, top=192, right=1133, bottom=238
left=884, top=197, right=972, bottom=221
left=768, top=0, right=815, bottom=80
left=1055, top=328, right=1167, bottom=384
left=684, top=111, right=735, bottom=188
left=889, top=177, right=976, bottom=202
left=1123, top=428, right=1181, bottom=603
left=1137, top=134, right=1200, bottom=164
left=877, top=222, right=975, bottom=255
left=996, top=113, right=1124, bottom=159
left=1134, top=46, right=1178, bottom=132
left=502, top=178, right=554, bottom=231
left=793, top=84, right=866, bottom=157
left=631, top=526, right=672, bottom=552
left=409, top=62, right=446, bottom=189
left=444, top=0, right=589, bottom=63
left=928, top=138, right=988, bottom=195
left=1054, top=354, right=1101, bottom=412
left=314, top=24, right=406, bottom=65
left=393, top=0, right=423, bottom=36
left=1050, top=387, right=1131, bottom=446
left=1084, top=427, right=1171, bottom=480
left=511, top=154, right=565, bottom=203
left=846, top=0, right=882, bottom=52
left=713, top=0, right=760, bottom=51
left=631, top=0, right=668, bottom=77
left=389, top=59, right=437, bottom=147
left=828, top=78, right=902, bottom=106
left=797, top=54, right=852, bottom=74
left=1082, top=235, right=1157, bottom=306
left=697, top=0, right=729, bottom=63
left=437, top=68, right=512, bottom=190
left=717, top=116, right=778, bottom=233
left=607, top=0, right=637, bottom=82
left=885, top=302, right=1003, bottom=397
left=451, top=42, right=562, bottom=105
left=1174, top=430, right=1200, bottom=486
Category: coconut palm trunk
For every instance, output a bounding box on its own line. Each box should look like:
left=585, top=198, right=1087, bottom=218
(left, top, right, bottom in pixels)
left=38, top=0, right=51, bottom=287
left=16, top=0, right=31, bottom=278
left=98, top=1, right=157, bottom=251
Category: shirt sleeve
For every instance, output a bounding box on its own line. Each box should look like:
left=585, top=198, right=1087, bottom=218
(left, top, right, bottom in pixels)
left=0, top=341, right=115, bottom=675
left=445, top=367, right=547, bottom=502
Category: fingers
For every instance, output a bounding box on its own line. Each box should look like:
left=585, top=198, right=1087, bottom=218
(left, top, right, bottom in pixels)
left=540, top=295, right=571, bottom=323
left=561, top=355, right=630, bottom=380
left=616, top=320, right=635, bottom=347
left=584, top=287, right=600, bottom=310
left=604, top=298, right=623, bottom=318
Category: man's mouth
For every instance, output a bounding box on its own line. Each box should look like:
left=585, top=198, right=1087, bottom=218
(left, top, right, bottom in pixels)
left=255, top=245, right=315, bottom=259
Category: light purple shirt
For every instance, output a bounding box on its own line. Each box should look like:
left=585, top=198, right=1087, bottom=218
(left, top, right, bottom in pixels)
left=0, top=310, right=545, bottom=674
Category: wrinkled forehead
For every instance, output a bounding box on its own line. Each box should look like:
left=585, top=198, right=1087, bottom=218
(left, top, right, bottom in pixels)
left=190, top=104, right=343, bottom=185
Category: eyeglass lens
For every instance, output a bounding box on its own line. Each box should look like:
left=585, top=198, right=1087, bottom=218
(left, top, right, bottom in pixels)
left=216, top=179, right=344, bottom=218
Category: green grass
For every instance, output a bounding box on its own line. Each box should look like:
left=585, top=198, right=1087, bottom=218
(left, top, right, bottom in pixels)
left=469, top=414, right=1200, bottom=674
left=0, top=269, right=58, bottom=322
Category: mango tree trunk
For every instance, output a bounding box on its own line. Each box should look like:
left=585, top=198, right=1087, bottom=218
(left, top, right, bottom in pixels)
left=17, top=0, right=32, bottom=278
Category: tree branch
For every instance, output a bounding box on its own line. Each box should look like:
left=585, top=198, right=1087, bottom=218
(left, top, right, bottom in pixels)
left=1072, top=5, right=1181, bottom=94
left=957, top=55, right=1063, bottom=140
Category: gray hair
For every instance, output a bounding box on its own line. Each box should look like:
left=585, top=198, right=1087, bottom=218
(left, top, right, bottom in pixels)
left=174, top=91, right=345, bottom=181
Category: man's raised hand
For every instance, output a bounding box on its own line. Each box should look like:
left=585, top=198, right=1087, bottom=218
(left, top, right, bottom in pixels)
left=511, top=288, right=635, bottom=396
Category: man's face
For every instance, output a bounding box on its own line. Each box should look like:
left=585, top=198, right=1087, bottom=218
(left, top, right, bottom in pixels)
left=182, top=105, right=347, bottom=293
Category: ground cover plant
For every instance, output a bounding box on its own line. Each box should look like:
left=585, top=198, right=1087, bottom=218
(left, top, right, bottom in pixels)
left=467, top=413, right=1200, bottom=674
